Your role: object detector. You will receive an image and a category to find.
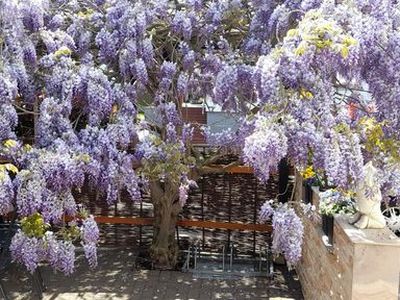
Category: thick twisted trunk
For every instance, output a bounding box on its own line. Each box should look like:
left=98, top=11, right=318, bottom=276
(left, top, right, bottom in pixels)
left=149, top=180, right=180, bottom=269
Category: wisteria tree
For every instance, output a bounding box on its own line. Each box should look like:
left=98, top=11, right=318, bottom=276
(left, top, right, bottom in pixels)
left=1, top=0, right=399, bottom=272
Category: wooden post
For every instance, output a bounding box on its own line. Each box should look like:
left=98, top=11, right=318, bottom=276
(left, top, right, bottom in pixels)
left=200, top=176, right=205, bottom=249
left=227, top=174, right=232, bottom=249
left=114, top=198, right=118, bottom=245
left=253, top=177, right=258, bottom=255
left=139, top=199, right=143, bottom=247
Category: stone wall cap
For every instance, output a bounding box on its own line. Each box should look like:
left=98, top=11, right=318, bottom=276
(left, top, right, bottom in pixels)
left=335, top=215, right=400, bottom=246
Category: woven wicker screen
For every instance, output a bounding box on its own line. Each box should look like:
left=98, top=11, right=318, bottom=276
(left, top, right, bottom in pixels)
left=75, top=172, right=280, bottom=254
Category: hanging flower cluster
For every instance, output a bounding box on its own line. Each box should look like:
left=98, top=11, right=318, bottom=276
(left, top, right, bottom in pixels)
left=243, top=118, right=288, bottom=182
left=10, top=212, right=98, bottom=275
left=259, top=201, right=304, bottom=268
left=0, top=0, right=399, bottom=272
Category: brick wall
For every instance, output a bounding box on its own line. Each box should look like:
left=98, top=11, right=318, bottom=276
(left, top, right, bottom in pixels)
left=295, top=171, right=352, bottom=299
left=295, top=171, right=400, bottom=300
left=296, top=210, right=354, bottom=299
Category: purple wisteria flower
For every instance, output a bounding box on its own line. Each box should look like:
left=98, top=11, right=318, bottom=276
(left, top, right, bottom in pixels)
left=15, top=170, right=46, bottom=217
left=10, top=231, right=44, bottom=273
left=160, top=61, right=177, bottom=80
left=243, top=119, right=288, bottom=182
left=213, top=65, right=238, bottom=106
left=81, top=215, right=100, bottom=244
left=259, top=200, right=274, bottom=222
left=179, top=184, right=189, bottom=206
left=81, top=215, right=99, bottom=268
left=272, top=206, right=304, bottom=268
left=1, top=0, right=400, bottom=275
left=177, top=73, right=189, bottom=98
left=83, top=242, right=98, bottom=269
left=0, top=172, right=14, bottom=215
left=56, top=240, right=75, bottom=275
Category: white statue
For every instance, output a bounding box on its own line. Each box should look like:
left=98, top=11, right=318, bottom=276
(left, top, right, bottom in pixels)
left=349, top=161, right=386, bottom=229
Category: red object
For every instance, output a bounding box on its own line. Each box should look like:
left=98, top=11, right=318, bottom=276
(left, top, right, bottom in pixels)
left=181, top=107, right=206, bottom=144
left=348, top=102, right=358, bottom=120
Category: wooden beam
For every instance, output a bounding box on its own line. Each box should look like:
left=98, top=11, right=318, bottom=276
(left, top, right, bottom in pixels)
left=86, top=216, right=271, bottom=232
left=206, top=164, right=254, bottom=174
left=93, top=216, right=154, bottom=225
left=205, top=164, right=278, bottom=175
left=226, top=165, right=254, bottom=174
left=176, top=219, right=272, bottom=232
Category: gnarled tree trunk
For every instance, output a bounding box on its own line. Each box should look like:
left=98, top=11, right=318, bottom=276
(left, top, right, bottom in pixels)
left=149, top=180, right=181, bottom=269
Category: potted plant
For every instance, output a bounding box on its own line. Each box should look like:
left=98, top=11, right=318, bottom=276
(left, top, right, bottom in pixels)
left=301, top=166, right=318, bottom=204
left=319, top=189, right=356, bottom=244
left=301, top=166, right=336, bottom=204
left=316, top=173, right=338, bottom=192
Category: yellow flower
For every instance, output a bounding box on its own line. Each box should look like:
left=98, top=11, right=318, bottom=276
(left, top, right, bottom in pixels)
left=295, top=41, right=308, bottom=56
left=287, top=29, right=298, bottom=37
left=6, top=164, right=18, bottom=174
left=23, top=144, right=32, bottom=152
left=338, top=36, right=357, bottom=59
left=4, top=139, right=17, bottom=148
left=271, top=47, right=284, bottom=59
left=54, top=46, right=72, bottom=57
left=299, top=88, right=313, bottom=99
left=21, top=213, right=48, bottom=238
left=344, top=190, right=356, bottom=198
left=340, top=45, right=349, bottom=59
left=342, top=36, right=357, bottom=47
left=0, top=163, right=19, bottom=174
left=137, top=112, right=145, bottom=122
left=315, top=38, right=333, bottom=49
left=77, top=8, right=94, bottom=19
left=75, top=153, right=91, bottom=163
left=302, top=166, right=316, bottom=179
left=334, top=123, right=350, bottom=133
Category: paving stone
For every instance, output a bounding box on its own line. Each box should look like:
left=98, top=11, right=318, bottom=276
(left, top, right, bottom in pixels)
left=2, top=248, right=303, bottom=300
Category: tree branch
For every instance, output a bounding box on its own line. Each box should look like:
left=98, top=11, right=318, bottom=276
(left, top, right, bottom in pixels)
left=13, top=104, right=40, bottom=115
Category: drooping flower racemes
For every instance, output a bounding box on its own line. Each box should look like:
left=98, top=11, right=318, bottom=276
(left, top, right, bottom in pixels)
left=1, top=0, right=400, bottom=272
left=10, top=212, right=99, bottom=275
left=258, top=201, right=304, bottom=267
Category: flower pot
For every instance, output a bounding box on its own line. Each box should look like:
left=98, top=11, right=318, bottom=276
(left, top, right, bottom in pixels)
left=319, top=184, right=336, bottom=192
left=303, top=181, right=313, bottom=204
left=322, top=214, right=334, bottom=244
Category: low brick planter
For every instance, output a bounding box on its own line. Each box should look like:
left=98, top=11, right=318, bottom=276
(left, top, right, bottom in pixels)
left=295, top=171, right=400, bottom=300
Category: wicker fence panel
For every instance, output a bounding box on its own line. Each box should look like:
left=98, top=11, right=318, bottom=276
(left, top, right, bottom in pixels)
left=75, top=172, right=280, bottom=253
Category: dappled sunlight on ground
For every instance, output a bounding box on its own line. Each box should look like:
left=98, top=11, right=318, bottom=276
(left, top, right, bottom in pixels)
left=2, top=247, right=303, bottom=300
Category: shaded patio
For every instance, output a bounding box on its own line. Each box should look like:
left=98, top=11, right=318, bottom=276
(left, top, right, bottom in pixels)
left=2, top=247, right=303, bottom=300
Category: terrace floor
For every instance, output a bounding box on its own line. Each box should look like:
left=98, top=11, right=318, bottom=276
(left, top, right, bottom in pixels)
left=2, top=247, right=304, bottom=300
